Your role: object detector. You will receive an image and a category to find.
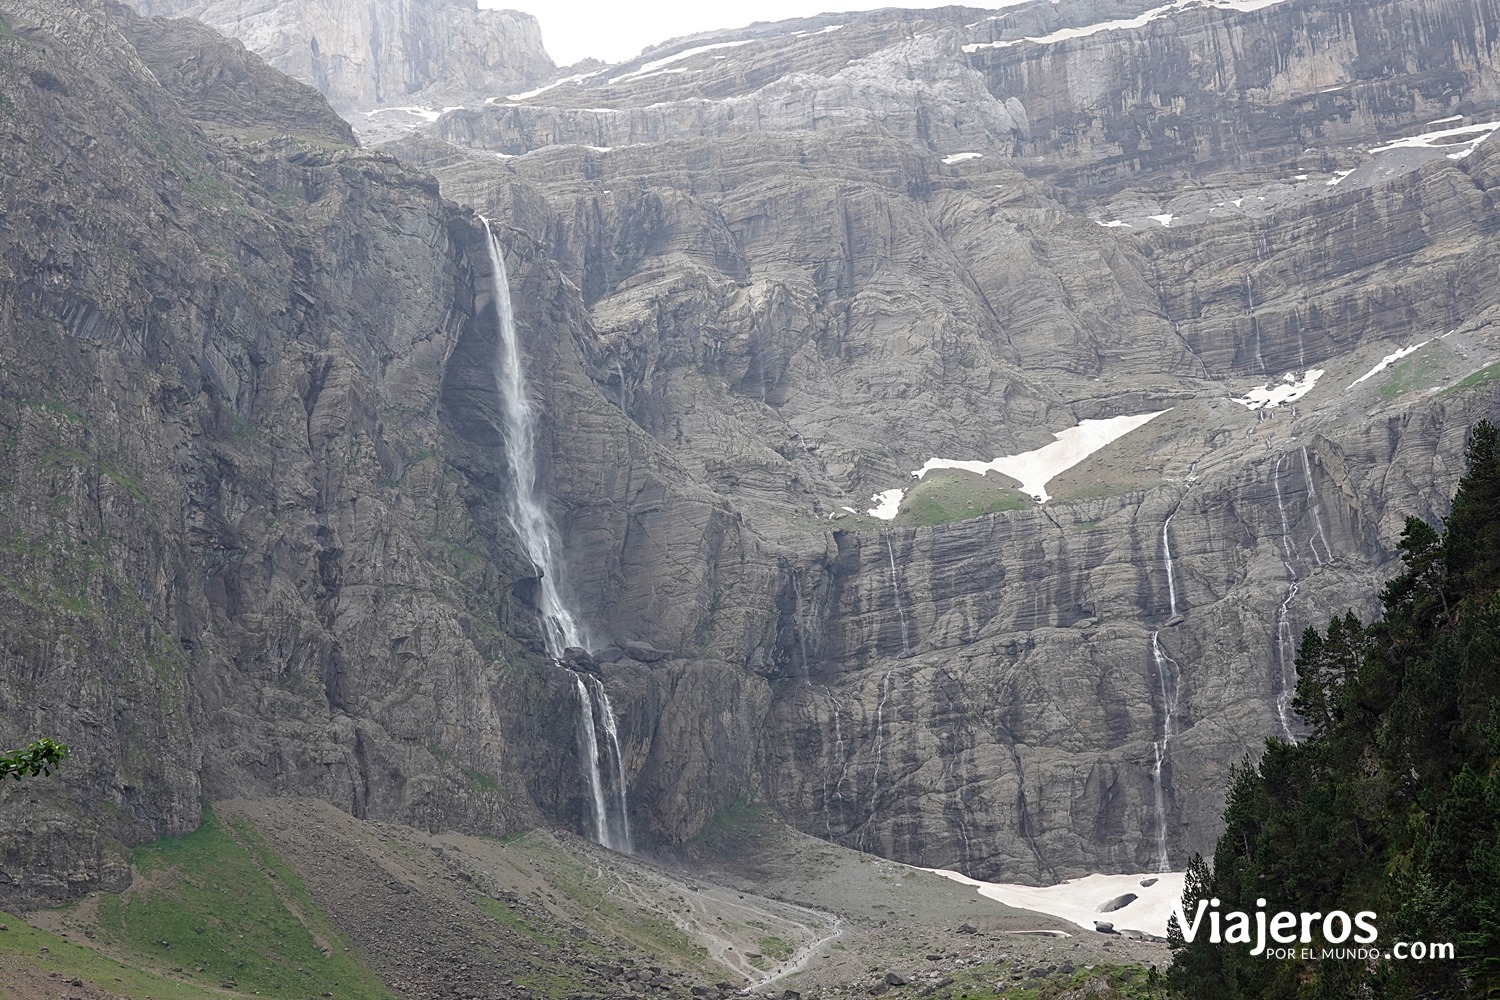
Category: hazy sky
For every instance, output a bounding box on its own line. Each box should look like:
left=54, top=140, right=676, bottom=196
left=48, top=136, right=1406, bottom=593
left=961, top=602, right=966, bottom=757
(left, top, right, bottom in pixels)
left=480, top=0, right=967, bottom=67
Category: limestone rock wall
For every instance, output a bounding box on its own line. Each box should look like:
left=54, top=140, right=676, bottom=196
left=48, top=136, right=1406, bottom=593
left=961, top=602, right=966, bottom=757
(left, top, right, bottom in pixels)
left=124, top=0, right=555, bottom=110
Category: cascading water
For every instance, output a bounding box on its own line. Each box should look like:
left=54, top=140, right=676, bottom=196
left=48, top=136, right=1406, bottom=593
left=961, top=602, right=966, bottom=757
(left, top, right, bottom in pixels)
left=1271, top=454, right=1301, bottom=743
left=1161, top=512, right=1180, bottom=617
left=1148, top=631, right=1180, bottom=873
left=1300, top=446, right=1332, bottom=566
left=882, top=531, right=911, bottom=656
left=1147, top=503, right=1186, bottom=870
left=482, top=218, right=632, bottom=852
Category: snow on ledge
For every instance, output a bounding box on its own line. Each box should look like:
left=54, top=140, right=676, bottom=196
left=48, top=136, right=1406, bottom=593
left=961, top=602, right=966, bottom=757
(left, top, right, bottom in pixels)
left=1231, top=369, right=1325, bottom=410
left=961, top=0, right=1291, bottom=52
left=1349, top=341, right=1431, bottom=388
left=942, top=152, right=984, bottom=164
left=926, top=868, right=1187, bottom=939
left=912, top=410, right=1171, bottom=504
left=866, top=488, right=906, bottom=520
left=611, top=39, right=755, bottom=83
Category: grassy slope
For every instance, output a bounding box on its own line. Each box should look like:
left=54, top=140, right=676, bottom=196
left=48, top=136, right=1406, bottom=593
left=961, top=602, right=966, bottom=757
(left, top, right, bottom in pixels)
left=3, top=807, right=396, bottom=1000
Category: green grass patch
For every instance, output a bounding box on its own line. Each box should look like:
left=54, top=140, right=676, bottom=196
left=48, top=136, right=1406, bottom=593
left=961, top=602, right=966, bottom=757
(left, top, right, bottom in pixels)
left=757, top=935, right=794, bottom=961
left=897, top=470, right=1030, bottom=526
left=0, top=911, right=216, bottom=999
left=94, top=807, right=397, bottom=1000
left=1443, top=360, right=1500, bottom=395
left=1380, top=354, right=1443, bottom=400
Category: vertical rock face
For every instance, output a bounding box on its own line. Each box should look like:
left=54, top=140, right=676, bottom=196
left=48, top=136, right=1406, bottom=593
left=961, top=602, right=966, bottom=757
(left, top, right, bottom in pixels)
left=125, top=0, right=556, bottom=109
left=389, top=0, right=1500, bottom=880
left=11, top=0, right=1500, bottom=898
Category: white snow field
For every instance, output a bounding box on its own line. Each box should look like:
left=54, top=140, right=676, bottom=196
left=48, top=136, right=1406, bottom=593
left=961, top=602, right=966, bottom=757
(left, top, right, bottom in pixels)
left=1349, top=341, right=1432, bottom=388
left=963, top=0, right=1291, bottom=52
left=909, top=410, right=1171, bottom=504
left=928, top=869, right=1188, bottom=938
left=1231, top=369, right=1325, bottom=409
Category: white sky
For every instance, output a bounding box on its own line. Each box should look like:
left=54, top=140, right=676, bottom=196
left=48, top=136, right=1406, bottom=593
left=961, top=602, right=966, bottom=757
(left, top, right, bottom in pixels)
left=480, top=0, right=977, bottom=67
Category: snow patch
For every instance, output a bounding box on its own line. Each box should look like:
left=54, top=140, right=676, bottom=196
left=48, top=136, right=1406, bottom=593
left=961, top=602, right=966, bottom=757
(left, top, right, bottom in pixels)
left=1097, top=220, right=1132, bottom=228
left=504, top=72, right=596, bottom=102
left=1148, top=213, right=1174, bottom=226
left=611, top=39, right=755, bottom=82
left=942, top=152, right=985, bottom=164
left=1327, top=169, right=1354, bottom=186
left=1370, top=120, right=1500, bottom=158
left=1231, top=370, right=1325, bottom=410
left=962, top=0, right=1290, bottom=52
left=927, top=869, right=1187, bottom=939
left=1428, top=115, right=1464, bottom=125
left=1349, top=341, right=1431, bottom=388
left=363, top=105, right=462, bottom=122
left=866, top=488, right=906, bottom=520
left=911, top=410, right=1171, bottom=504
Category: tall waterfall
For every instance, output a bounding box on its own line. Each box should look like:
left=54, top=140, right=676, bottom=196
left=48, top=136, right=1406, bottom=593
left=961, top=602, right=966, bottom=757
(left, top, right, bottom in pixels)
left=883, top=531, right=911, bottom=656
left=1148, top=503, right=1185, bottom=870
left=1161, top=512, right=1181, bottom=617
left=482, top=219, right=632, bottom=852
left=1148, top=631, right=1180, bottom=872
left=1271, top=454, right=1301, bottom=743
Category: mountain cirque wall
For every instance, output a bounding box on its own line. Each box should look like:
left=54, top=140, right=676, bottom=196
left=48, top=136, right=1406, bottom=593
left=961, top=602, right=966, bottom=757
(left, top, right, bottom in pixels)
left=390, top=0, right=1500, bottom=879
left=0, top=0, right=764, bottom=903
left=124, top=0, right=556, bottom=110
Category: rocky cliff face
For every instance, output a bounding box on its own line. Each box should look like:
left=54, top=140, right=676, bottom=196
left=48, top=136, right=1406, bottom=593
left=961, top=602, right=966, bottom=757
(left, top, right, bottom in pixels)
left=385, top=0, right=1500, bottom=879
left=124, top=0, right=555, bottom=110
left=9, top=0, right=1500, bottom=899
left=0, top=0, right=753, bottom=903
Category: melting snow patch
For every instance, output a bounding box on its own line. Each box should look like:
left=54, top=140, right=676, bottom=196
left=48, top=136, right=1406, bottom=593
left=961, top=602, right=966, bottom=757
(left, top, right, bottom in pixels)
left=1327, top=169, right=1354, bottom=186
left=867, top=489, right=906, bottom=520
left=1097, top=220, right=1132, bottom=228
left=1370, top=120, right=1500, bottom=158
left=961, top=0, right=1291, bottom=51
left=1428, top=115, right=1464, bottom=125
left=1349, top=341, right=1431, bottom=388
left=942, top=152, right=984, bottom=164
left=363, top=105, right=462, bottom=122
left=926, top=869, right=1187, bottom=939
left=505, top=72, right=597, bottom=102
left=611, top=39, right=755, bottom=82
left=1232, top=369, right=1325, bottom=410
left=910, top=410, right=1170, bottom=504
left=1148, top=214, right=1174, bottom=226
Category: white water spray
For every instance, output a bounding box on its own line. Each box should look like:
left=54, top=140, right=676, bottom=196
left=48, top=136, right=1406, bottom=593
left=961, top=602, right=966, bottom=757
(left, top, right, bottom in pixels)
left=482, top=219, right=631, bottom=852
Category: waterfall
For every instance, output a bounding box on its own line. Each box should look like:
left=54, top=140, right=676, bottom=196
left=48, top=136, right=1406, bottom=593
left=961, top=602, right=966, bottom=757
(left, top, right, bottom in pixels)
left=1161, top=512, right=1180, bottom=617
left=1271, top=454, right=1300, bottom=743
left=1246, top=275, right=1266, bottom=375
left=1300, top=447, right=1332, bottom=566
left=882, top=531, right=911, bottom=656
left=1148, top=631, right=1180, bottom=873
left=867, top=668, right=896, bottom=850
left=792, top=574, right=812, bottom=683
left=482, top=218, right=632, bottom=852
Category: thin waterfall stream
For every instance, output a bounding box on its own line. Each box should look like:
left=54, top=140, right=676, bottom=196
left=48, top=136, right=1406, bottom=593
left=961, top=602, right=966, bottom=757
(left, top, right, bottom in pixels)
left=1149, top=504, right=1186, bottom=870
left=482, top=218, right=632, bottom=852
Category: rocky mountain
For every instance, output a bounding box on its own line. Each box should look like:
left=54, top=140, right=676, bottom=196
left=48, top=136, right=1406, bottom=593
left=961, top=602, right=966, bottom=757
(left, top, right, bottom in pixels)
left=123, top=0, right=555, bottom=110
left=384, top=0, right=1500, bottom=879
left=0, top=0, right=743, bottom=904
left=5, top=0, right=1500, bottom=915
